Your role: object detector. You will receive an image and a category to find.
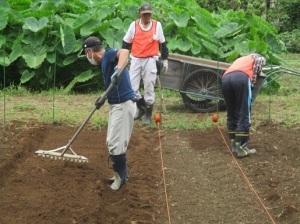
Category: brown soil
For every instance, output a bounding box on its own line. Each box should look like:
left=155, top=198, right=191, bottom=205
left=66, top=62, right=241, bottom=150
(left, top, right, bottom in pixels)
left=0, top=120, right=299, bottom=224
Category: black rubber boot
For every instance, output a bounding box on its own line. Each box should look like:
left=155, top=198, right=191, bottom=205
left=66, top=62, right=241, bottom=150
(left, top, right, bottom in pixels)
left=134, top=96, right=146, bottom=120
left=228, top=130, right=238, bottom=154
left=142, top=104, right=153, bottom=125
left=110, top=154, right=127, bottom=190
left=235, top=132, right=256, bottom=158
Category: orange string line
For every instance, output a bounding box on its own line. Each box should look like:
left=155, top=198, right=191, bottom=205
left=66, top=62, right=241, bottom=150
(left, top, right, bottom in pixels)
left=156, top=121, right=172, bottom=224
left=216, top=122, right=276, bottom=224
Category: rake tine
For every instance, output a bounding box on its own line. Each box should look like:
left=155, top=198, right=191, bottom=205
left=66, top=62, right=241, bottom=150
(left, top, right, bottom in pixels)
left=35, top=148, right=89, bottom=163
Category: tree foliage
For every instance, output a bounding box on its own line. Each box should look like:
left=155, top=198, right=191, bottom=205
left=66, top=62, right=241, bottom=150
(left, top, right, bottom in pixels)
left=195, top=0, right=267, bottom=16
left=267, top=0, right=300, bottom=32
left=0, top=0, right=286, bottom=91
left=196, top=0, right=300, bottom=33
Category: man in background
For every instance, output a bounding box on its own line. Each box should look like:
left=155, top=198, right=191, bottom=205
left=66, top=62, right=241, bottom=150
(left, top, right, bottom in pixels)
left=122, top=2, right=169, bottom=125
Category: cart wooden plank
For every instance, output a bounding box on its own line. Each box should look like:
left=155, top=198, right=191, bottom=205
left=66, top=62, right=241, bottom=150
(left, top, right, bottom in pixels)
left=168, top=53, right=230, bottom=71
left=161, top=53, right=230, bottom=91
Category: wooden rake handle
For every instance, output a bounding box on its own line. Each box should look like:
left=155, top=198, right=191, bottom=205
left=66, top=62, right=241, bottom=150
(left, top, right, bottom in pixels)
left=157, top=73, right=167, bottom=113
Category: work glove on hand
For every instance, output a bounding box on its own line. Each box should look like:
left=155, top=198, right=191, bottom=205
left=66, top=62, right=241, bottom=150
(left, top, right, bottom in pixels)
left=94, top=95, right=106, bottom=109
left=111, top=67, right=120, bottom=85
left=162, top=60, right=168, bottom=74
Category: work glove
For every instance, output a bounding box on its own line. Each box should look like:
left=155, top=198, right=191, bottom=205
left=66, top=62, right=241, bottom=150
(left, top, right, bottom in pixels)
left=162, top=59, right=168, bottom=74
left=94, top=95, right=106, bottom=109
left=111, top=66, right=120, bottom=85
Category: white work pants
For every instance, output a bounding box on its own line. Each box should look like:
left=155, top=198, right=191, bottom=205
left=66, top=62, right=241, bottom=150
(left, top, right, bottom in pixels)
left=106, top=100, right=136, bottom=155
left=129, top=56, right=157, bottom=105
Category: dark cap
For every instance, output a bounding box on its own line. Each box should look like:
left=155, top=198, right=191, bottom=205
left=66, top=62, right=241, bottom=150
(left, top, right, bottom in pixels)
left=139, top=2, right=152, bottom=14
left=80, top=36, right=102, bottom=55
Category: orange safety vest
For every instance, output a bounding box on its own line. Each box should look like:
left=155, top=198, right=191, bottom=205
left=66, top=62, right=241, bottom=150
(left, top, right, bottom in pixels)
left=131, top=20, right=159, bottom=58
left=223, top=55, right=255, bottom=81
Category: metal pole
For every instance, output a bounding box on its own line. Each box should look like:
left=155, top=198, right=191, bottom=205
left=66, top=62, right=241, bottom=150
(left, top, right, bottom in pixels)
left=3, top=44, right=6, bottom=128
left=52, top=40, right=57, bottom=125
left=268, top=84, right=271, bottom=127
left=216, top=48, right=220, bottom=112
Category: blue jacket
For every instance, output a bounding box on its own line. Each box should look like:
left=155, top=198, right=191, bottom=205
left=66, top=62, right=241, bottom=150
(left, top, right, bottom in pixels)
left=100, top=48, right=135, bottom=104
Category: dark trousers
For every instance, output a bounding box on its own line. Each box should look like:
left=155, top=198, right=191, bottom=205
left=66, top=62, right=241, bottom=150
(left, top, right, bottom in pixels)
left=222, top=72, right=252, bottom=135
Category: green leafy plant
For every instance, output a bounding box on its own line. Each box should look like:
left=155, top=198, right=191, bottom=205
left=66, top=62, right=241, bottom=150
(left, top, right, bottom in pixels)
left=0, top=0, right=286, bottom=92
left=267, top=0, right=300, bottom=32
left=279, top=29, right=300, bottom=53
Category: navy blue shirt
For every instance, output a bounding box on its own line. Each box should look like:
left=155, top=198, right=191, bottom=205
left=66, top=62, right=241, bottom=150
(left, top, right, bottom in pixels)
left=100, top=48, right=135, bottom=104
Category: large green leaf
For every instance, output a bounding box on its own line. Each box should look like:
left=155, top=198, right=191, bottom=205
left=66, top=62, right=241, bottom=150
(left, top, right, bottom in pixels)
left=0, top=50, right=10, bottom=66
left=45, top=45, right=55, bottom=52
left=0, top=35, right=5, bottom=48
left=91, top=21, right=111, bottom=34
left=63, top=55, right=78, bottom=65
left=185, top=31, right=202, bottom=47
left=110, top=17, right=124, bottom=30
left=225, top=50, right=240, bottom=62
left=63, top=70, right=96, bottom=94
left=195, top=30, right=220, bottom=46
left=190, top=44, right=201, bottom=55
left=177, top=39, right=192, bottom=52
left=167, top=37, right=180, bottom=52
left=250, top=39, right=268, bottom=54
left=202, top=39, right=220, bottom=54
left=9, top=45, right=22, bottom=63
left=0, top=0, right=9, bottom=8
left=220, top=34, right=247, bottom=52
left=63, top=78, right=77, bottom=94
left=72, top=13, right=92, bottom=30
left=101, top=28, right=124, bottom=49
left=76, top=70, right=95, bottom=82
left=0, top=8, right=8, bottom=31
left=10, top=32, right=24, bottom=49
left=234, top=41, right=251, bottom=56
left=191, top=8, right=217, bottom=33
left=20, top=70, right=35, bottom=84
left=246, top=15, right=277, bottom=36
left=22, top=46, right=47, bottom=68
left=249, top=26, right=259, bottom=39
left=123, top=18, right=133, bottom=32
left=80, top=20, right=101, bottom=37
left=214, top=22, right=242, bottom=38
left=60, top=24, right=76, bottom=54
left=169, top=12, right=190, bottom=28
left=265, top=34, right=285, bottom=53
left=192, top=15, right=215, bottom=33
left=46, top=52, right=56, bottom=64
left=22, top=17, right=49, bottom=32
left=22, top=32, right=45, bottom=48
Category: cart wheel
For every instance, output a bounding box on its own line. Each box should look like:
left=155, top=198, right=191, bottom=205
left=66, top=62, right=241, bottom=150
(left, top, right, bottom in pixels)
left=181, top=68, right=224, bottom=113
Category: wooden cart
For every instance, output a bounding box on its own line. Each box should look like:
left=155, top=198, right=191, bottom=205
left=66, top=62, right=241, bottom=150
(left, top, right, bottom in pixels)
left=160, top=53, right=300, bottom=113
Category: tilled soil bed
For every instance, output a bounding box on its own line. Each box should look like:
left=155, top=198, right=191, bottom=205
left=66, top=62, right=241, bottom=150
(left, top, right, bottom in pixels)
left=0, top=121, right=299, bottom=224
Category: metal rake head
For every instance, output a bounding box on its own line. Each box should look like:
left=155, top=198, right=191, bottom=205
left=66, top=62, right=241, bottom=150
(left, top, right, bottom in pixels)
left=35, top=146, right=88, bottom=163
